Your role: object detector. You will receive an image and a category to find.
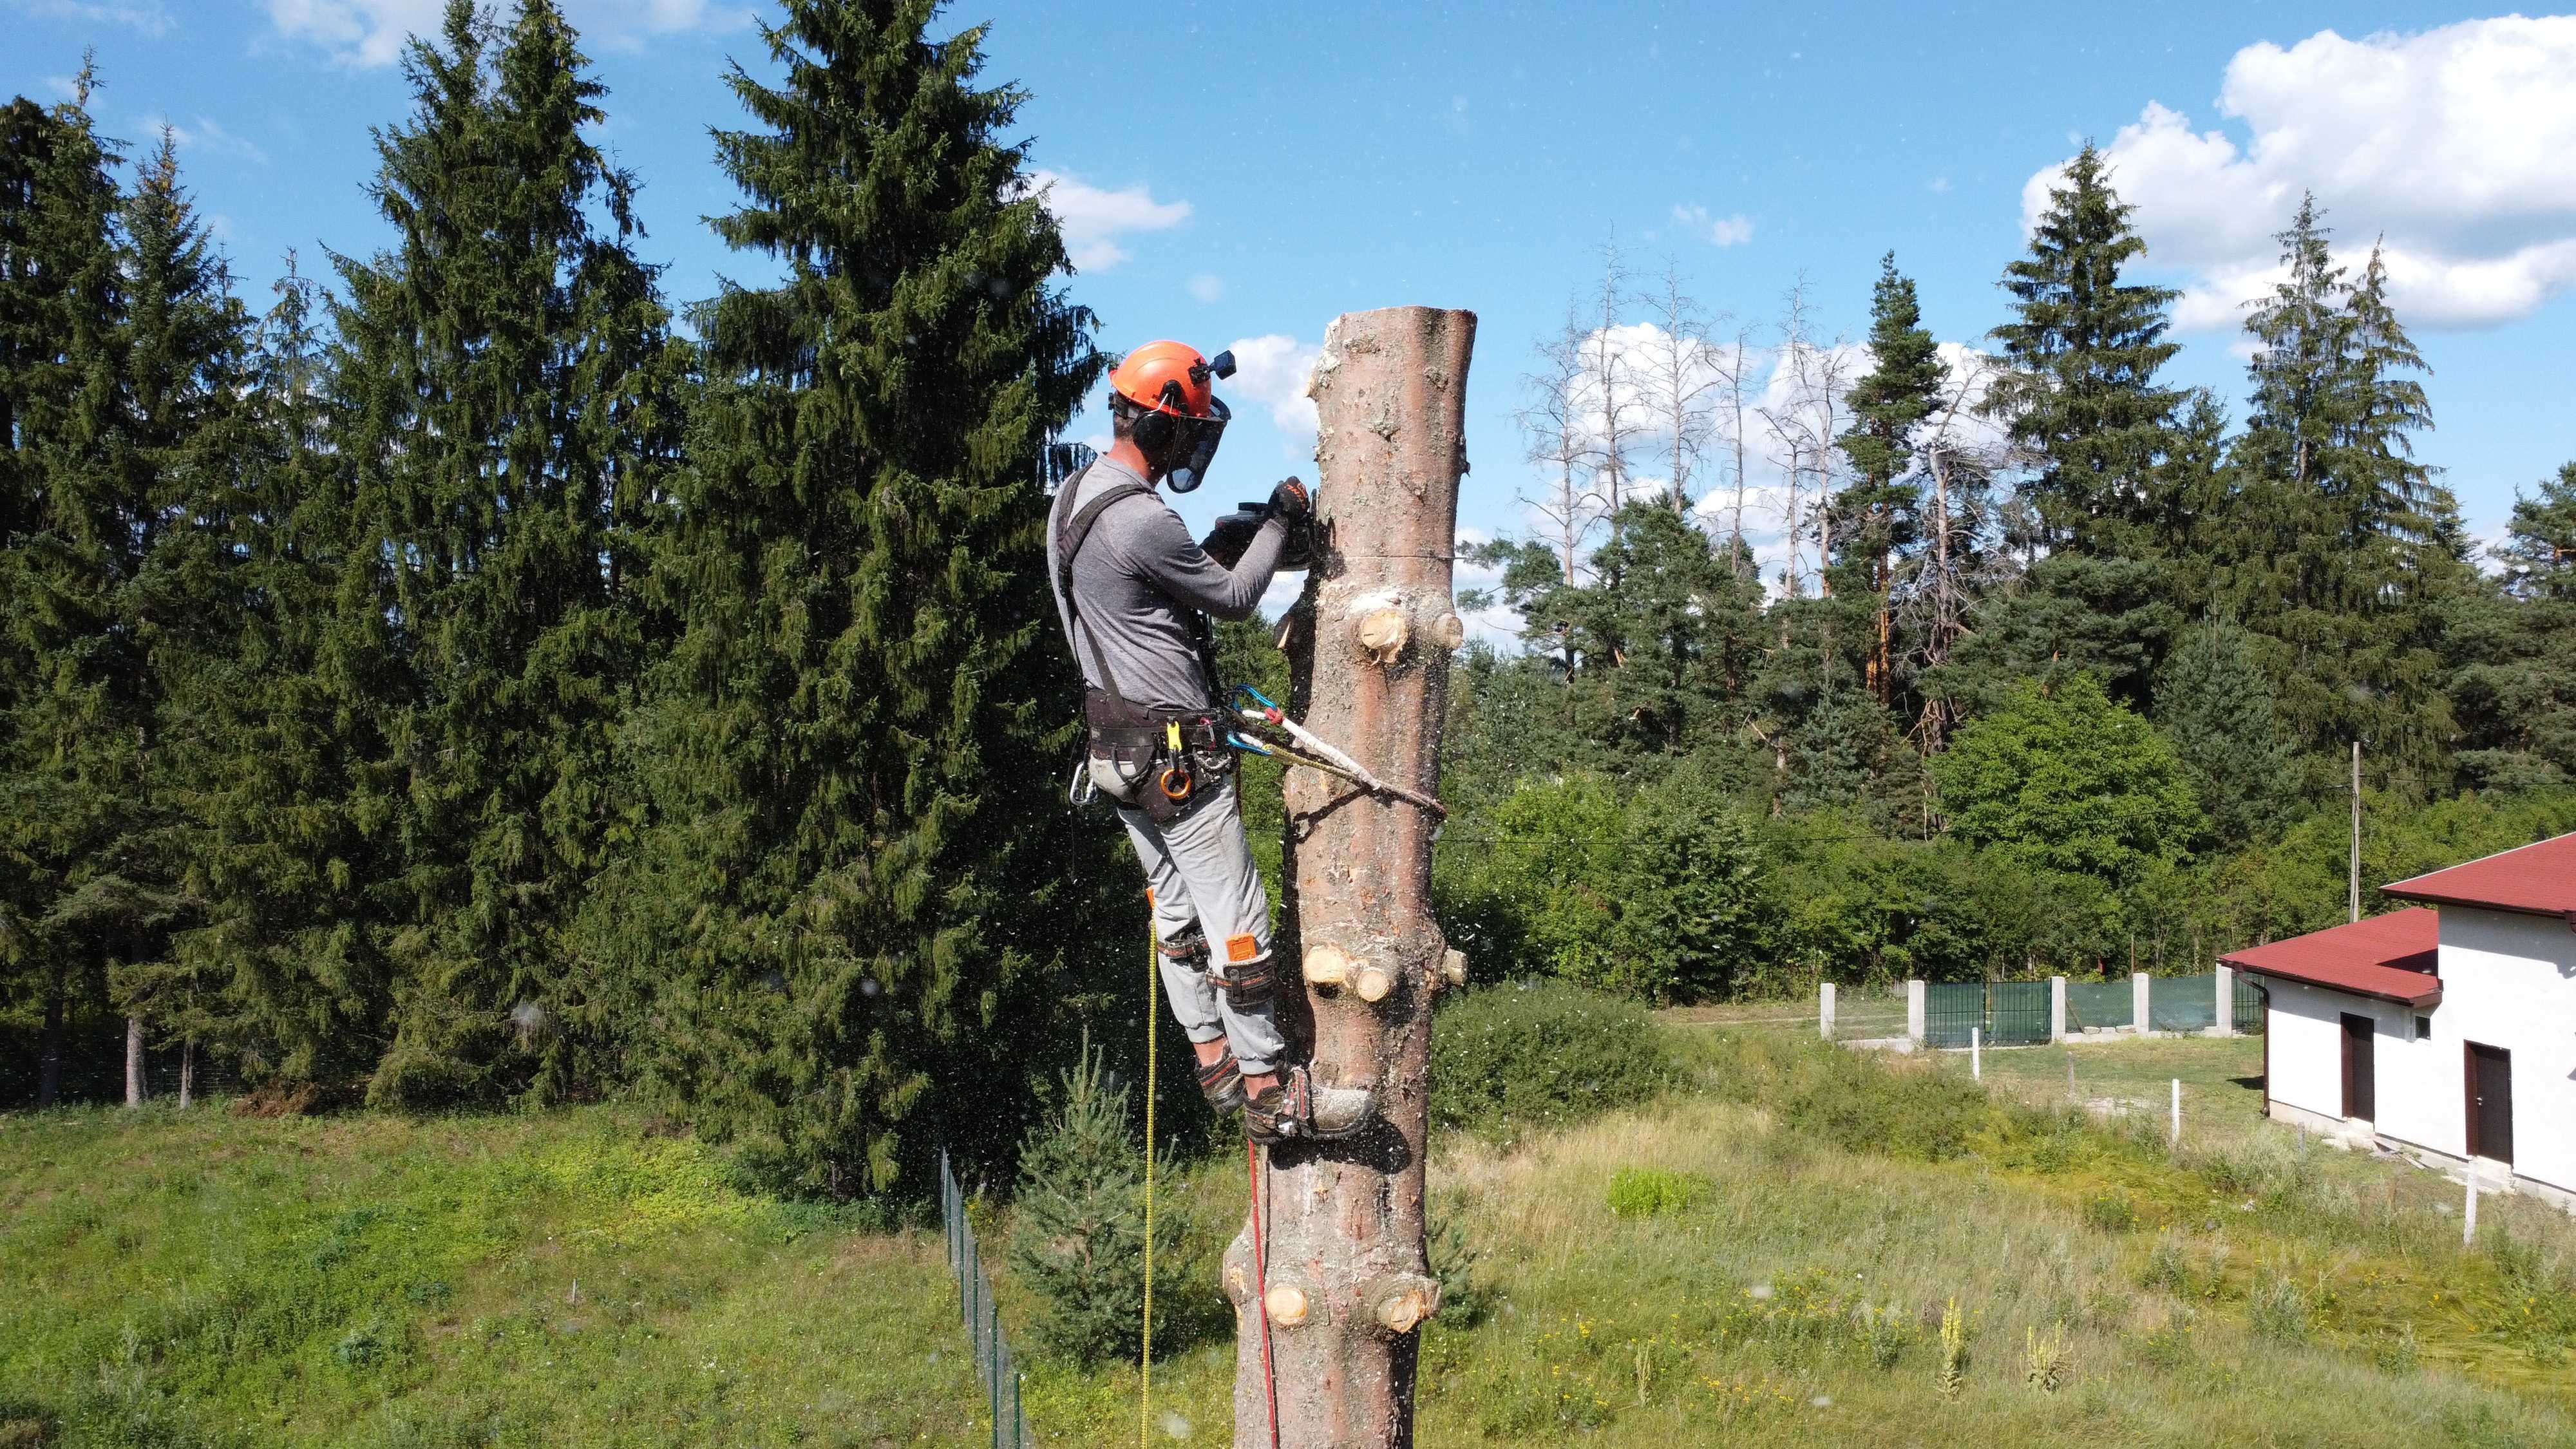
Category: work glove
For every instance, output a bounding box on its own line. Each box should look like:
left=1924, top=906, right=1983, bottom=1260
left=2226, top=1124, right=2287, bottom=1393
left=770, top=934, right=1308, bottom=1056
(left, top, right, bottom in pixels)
left=1268, top=476, right=1312, bottom=523
left=1202, top=512, right=1262, bottom=568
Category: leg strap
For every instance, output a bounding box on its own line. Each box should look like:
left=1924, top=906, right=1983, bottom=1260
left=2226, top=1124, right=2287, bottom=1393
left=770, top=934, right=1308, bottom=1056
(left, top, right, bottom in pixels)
left=1157, top=925, right=1209, bottom=969
left=1219, top=957, right=1274, bottom=1012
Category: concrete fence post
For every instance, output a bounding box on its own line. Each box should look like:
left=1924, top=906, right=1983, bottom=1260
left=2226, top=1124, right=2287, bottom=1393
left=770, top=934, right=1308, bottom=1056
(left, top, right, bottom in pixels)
left=2049, top=976, right=2067, bottom=1043
left=1819, top=981, right=1836, bottom=1041
left=2132, top=971, right=2152, bottom=1036
left=2215, top=963, right=2236, bottom=1037
left=1906, top=980, right=1926, bottom=1045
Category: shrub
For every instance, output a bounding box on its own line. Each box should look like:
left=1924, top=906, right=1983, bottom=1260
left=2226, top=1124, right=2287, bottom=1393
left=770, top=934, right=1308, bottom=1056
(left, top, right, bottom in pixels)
left=1007, top=1043, right=1186, bottom=1367
left=2081, top=1190, right=2137, bottom=1233
left=1605, top=1166, right=1705, bottom=1218
left=2139, top=1306, right=2195, bottom=1368
left=1429, top=980, right=1669, bottom=1141
left=2374, top=1321, right=2421, bottom=1374
left=2248, top=1274, right=2310, bottom=1344
left=2140, top=1235, right=2191, bottom=1294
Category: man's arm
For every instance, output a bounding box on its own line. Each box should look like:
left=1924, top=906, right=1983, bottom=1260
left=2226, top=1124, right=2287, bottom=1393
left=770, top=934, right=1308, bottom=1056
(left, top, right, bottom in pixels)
left=1126, top=506, right=1286, bottom=621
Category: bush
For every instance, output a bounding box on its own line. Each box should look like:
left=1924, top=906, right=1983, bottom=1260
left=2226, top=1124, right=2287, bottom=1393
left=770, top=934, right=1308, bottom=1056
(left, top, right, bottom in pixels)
left=2081, top=1190, right=2137, bottom=1233
left=1007, top=1044, right=1186, bottom=1367
left=1605, top=1166, right=1706, bottom=1218
left=1429, top=980, right=1670, bottom=1142
left=2248, top=1274, right=2311, bottom=1344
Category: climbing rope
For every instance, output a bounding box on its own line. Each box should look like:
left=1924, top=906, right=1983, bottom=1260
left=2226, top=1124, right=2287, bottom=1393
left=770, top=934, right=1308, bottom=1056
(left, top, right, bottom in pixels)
left=1248, top=1138, right=1282, bottom=1449
left=1139, top=919, right=1158, bottom=1449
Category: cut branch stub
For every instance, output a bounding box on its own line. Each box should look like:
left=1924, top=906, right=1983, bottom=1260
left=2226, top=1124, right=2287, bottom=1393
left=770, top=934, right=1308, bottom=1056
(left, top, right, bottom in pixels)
left=1355, top=605, right=1410, bottom=666
left=1438, top=948, right=1468, bottom=990
left=1303, top=942, right=1354, bottom=990
left=1264, top=1279, right=1312, bottom=1328
left=1363, top=1273, right=1442, bottom=1337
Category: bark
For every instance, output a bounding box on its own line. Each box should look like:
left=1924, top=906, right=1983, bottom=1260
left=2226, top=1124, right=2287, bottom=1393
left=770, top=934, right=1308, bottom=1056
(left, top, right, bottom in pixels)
left=1229, top=305, right=1473, bottom=1448
left=127, top=1014, right=147, bottom=1106
left=38, top=992, right=64, bottom=1108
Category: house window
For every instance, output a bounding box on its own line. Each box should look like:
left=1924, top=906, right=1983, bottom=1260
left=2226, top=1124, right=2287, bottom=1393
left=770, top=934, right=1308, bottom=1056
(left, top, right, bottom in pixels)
left=2414, top=1015, right=2434, bottom=1041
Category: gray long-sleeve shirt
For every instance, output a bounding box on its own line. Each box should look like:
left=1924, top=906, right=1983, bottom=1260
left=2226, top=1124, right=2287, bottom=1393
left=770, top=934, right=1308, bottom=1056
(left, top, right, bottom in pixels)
left=1048, top=455, right=1286, bottom=714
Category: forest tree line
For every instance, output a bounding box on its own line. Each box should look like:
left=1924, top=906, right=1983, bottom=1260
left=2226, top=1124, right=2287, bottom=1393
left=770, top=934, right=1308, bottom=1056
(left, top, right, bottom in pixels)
left=1435, top=148, right=2576, bottom=1005
left=5, top=1, right=2573, bottom=1191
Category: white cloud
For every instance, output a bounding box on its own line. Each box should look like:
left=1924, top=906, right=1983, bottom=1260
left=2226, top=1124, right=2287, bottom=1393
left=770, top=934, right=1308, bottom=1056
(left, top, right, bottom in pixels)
left=9, top=0, right=173, bottom=36
left=1027, top=169, right=1191, bottom=272
left=2033, top=17, right=2576, bottom=329
left=1671, top=204, right=1756, bottom=248
left=1187, top=272, right=1224, bottom=303
left=265, top=0, right=746, bottom=68
left=1222, top=333, right=1323, bottom=446
left=140, top=114, right=270, bottom=166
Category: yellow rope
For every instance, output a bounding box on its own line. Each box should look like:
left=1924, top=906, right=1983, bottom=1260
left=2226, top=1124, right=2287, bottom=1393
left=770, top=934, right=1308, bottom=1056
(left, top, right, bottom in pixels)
left=1139, top=916, right=1157, bottom=1448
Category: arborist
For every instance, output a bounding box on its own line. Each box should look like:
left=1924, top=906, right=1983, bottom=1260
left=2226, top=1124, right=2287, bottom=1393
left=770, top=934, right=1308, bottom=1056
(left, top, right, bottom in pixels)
left=1047, top=340, right=1372, bottom=1146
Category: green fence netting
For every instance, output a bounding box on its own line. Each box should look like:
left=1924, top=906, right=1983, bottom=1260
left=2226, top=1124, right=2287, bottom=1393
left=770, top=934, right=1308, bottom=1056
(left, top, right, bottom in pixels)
left=1923, top=980, right=2052, bottom=1048
left=2149, top=971, right=2218, bottom=1033
left=941, top=1148, right=1032, bottom=1449
left=2064, top=978, right=2133, bottom=1032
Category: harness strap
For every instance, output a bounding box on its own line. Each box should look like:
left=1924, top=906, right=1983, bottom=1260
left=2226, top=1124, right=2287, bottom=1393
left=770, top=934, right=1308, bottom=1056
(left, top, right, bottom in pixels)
left=1050, top=471, right=1159, bottom=726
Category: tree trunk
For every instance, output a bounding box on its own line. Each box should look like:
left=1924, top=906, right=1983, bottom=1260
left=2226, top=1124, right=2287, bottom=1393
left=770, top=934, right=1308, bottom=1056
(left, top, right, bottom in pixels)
left=126, top=1014, right=147, bottom=1106
left=1229, top=305, right=1473, bottom=1448
left=38, top=992, right=65, bottom=1108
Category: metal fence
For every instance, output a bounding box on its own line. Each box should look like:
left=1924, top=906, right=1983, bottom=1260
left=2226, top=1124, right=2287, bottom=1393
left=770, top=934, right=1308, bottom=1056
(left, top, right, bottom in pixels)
left=2064, top=978, right=2132, bottom=1032
left=2233, top=973, right=2266, bottom=1034
left=1924, top=980, right=2052, bottom=1048
left=940, top=1148, right=1032, bottom=1449
left=2148, top=971, right=2218, bottom=1033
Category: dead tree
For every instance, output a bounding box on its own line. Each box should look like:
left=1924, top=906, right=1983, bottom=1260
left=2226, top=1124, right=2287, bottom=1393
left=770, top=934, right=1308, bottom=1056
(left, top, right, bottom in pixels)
left=1226, top=305, right=1474, bottom=1448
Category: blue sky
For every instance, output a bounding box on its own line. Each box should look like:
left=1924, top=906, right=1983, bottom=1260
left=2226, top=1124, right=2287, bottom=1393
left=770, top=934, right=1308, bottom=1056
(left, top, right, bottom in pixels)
left=9, top=1, right=2572, bottom=611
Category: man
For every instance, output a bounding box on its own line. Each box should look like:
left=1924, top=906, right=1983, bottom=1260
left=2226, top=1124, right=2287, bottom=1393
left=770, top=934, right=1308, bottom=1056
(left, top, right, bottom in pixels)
left=1047, top=340, right=1369, bottom=1144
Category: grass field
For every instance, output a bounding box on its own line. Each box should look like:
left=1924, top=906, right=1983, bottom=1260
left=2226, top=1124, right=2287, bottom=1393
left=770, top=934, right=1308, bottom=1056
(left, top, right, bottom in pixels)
left=9, top=1019, right=2576, bottom=1448
left=0, top=1107, right=987, bottom=1446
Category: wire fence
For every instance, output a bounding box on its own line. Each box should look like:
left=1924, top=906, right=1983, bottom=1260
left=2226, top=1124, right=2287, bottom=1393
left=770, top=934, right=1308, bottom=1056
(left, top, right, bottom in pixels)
left=1828, top=985, right=1912, bottom=1042
left=940, top=1148, right=1033, bottom=1449
left=2148, top=971, right=2219, bottom=1033
left=2064, top=978, right=2133, bottom=1033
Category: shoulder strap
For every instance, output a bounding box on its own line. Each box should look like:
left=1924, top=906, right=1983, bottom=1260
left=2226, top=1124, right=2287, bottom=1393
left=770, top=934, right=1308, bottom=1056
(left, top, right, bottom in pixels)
left=1052, top=473, right=1158, bottom=719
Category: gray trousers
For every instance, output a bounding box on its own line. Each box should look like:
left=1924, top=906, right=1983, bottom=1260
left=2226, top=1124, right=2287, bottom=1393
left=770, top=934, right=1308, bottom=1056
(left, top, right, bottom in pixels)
left=1106, top=770, right=1288, bottom=1077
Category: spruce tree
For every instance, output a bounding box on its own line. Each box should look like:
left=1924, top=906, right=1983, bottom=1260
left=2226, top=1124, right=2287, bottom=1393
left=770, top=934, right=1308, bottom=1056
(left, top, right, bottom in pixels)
left=2451, top=464, right=2576, bottom=786
left=2152, top=619, right=2296, bottom=847
left=1, top=73, right=137, bottom=1104
left=1973, top=144, right=2186, bottom=707
left=1833, top=253, right=1940, bottom=708
left=2225, top=201, right=2465, bottom=791
left=1007, top=1041, right=1186, bottom=1367
left=588, top=0, right=1108, bottom=1193
left=327, top=1, right=681, bottom=1104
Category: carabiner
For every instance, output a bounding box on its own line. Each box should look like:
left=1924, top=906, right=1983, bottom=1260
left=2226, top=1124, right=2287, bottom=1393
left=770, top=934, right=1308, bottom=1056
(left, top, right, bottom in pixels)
left=1159, top=762, right=1195, bottom=801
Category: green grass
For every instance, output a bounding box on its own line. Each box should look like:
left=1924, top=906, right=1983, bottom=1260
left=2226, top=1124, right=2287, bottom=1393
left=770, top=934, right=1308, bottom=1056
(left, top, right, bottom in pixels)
left=0, top=1104, right=988, bottom=1447
left=12, top=1023, right=2576, bottom=1448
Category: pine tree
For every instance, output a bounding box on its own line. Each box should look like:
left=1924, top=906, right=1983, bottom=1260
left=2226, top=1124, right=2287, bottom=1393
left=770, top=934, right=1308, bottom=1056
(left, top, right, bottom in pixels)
left=326, top=1, right=682, bottom=1104
left=1007, top=1041, right=1185, bottom=1367
left=1833, top=253, right=1940, bottom=708
left=2451, top=463, right=2576, bottom=786
left=1973, top=144, right=2186, bottom=708
left=1, top=72, right=138, bottom=1104
left=585, top=0, right=1107, bottom=1193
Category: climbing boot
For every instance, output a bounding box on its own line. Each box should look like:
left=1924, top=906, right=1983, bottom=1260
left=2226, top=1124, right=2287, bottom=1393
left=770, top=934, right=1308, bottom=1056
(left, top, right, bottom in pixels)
left=1245, top=1065, right=1373, bottom=1146
left=1195, top=1048, right=1245, bottom=1115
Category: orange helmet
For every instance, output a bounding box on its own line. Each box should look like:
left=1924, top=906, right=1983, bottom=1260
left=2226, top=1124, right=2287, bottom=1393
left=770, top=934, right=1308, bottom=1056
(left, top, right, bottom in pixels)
left=1109, top=340, right=1231, bottom=418
left=1108, top=341, right=1236, bottom=493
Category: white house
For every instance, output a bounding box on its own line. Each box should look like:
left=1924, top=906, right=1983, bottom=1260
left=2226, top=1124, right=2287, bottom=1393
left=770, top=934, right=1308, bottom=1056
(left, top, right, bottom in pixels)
left=2223, top=831, right=2576, bottom=1210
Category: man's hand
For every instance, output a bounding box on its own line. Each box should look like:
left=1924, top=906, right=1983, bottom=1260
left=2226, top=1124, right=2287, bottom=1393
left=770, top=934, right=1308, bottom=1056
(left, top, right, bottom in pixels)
left=1269, top=476, right=1311, bottom=522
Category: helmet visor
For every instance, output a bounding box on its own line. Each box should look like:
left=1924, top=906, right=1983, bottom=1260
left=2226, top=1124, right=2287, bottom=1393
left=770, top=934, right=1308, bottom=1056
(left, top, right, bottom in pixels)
left=1162, top=394, right=1230, bottom=494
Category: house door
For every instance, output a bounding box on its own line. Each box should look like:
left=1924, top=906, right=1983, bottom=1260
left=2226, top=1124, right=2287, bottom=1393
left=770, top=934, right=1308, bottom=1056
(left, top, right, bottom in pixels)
left=2340, top=1014, right=2376, bottom=1121
left=2467, top=1042, right=2514, bottom=1165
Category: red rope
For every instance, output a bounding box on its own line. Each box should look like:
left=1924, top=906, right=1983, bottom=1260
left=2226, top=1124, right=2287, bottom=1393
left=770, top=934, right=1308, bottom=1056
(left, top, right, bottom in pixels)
left=1247, top=1138, right=1282, bottom=1449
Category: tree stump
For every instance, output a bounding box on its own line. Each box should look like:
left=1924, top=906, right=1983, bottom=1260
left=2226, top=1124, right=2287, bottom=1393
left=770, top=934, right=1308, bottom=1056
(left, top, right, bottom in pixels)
left=1226, top=305, right=1475, bottom=1447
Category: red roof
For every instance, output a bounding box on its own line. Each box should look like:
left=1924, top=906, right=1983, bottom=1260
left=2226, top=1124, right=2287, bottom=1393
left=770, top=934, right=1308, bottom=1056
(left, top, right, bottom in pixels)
left=2382, top=832, right=2576, bottom=920
left=2221, top=907, right=2444, bottom=1008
